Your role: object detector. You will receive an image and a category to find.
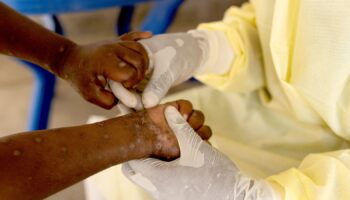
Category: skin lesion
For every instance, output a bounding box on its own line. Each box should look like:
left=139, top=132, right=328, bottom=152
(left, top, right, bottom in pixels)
left=34, top=137, right=43, bottom=143
left=143, top=100, right=212, bottom=160
left=0, top=100, right=211, bottom=199
left=0, top=3, right=212, bottom=198
left=12, top=150, right=21, bottom=156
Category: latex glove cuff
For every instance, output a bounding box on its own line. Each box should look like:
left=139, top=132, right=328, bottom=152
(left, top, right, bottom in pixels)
left=189, top=29, right=235, bottom=75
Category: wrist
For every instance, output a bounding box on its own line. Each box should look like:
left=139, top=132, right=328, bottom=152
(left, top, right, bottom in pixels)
left=117, top=112, right=155, bottom=159
left=51, top=41, right=78, bottom=78
left=137, top=111, right=163, bottom=158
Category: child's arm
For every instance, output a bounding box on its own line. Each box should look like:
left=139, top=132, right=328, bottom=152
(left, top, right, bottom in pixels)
left=0, top=100, right=211, bottom=199
left=0, top=3, right=74, bottom=73
left=0, top=2, right=151, bottom=109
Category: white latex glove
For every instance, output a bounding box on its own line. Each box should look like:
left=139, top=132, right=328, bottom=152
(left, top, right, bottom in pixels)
left=139, top=32, right=202, bottom=108
left=108, top=80, right=144, bottom=110
left=122, top=106, right=280, bottom=200
left=112, top=30, right=234, bottom=109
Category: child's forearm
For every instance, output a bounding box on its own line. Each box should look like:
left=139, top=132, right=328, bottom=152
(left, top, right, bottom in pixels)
left=0, top=2, right=75, bottom=73
left=0, top=113, right=153, bottom=199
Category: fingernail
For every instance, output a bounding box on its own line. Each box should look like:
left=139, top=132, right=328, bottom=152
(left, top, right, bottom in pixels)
left=97, top=75, right=106, bottom=84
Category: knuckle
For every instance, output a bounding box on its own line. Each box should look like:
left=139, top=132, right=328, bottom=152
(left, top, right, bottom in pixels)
left=103, top=103, right=114, bottom=110
left=133, top=59, right=143, bottom=69
left=194, top=110, right=205, bottom=119
left=184, top=99, right=193, bottom=107
left=202, top=126, right=212, bottom=137
left=176, top=99, right=190, bottom=105
left=85, top=95, right=97, bottom=104
left=133, top=42, right=145, bottom=51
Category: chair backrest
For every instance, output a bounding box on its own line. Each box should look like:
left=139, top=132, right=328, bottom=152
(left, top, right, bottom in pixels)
left=2, top=0, right=152, bottom=14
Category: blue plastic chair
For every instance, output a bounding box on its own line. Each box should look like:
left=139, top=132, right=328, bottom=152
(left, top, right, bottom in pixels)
left=3, top=0, right=184, bottom=131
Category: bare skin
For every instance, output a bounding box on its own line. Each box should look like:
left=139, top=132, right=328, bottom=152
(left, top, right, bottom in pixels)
left=0, top=100, right=211, bottom=199
left=0, top=2, right=151, bottom=109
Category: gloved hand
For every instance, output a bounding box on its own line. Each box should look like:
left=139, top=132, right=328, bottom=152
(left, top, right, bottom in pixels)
left=111, top=30, right=235, bottom=109
left=122, top=106, right=280, bottom=200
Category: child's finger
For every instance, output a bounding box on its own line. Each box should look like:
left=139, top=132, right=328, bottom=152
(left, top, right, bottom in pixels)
left=196, top=125, right=212, bottom=140
left=187, top=110, right=205, bottom=131
left=119, top=41, right=149, bottom=74
left=119, top=41, right=149, bottom=58
left=97, top=75, right=107, bottom=87
left=121, top=71, right=141, bottom=89
left=105, top=57, right=139, bottom=88
left=174, top=99, right=193, bottom=120
left=104, top=56, right=136, bottom=82
left=115, top=45, right=147, bottom=83
left=88, top=85, right=117, bottom=109
left=120, top=31, right=153, bottom=41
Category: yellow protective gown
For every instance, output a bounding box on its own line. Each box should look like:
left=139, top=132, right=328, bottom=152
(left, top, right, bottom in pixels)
left=86, top=0, right=350, bottom=199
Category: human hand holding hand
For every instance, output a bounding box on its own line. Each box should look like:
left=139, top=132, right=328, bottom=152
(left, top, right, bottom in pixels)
left=110, top=32, right=206, bottom=110
left=139, top=99, right=212, bottom=160
left=112, top=30, right=234, bottom=110
left=122, top=106, right=280, bottom=200
left=54, top=32, right=152, bottom=109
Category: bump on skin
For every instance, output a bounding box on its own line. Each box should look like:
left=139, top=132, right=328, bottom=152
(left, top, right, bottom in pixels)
left=97, top=75, right=106, bottom=84
left=136, top=138, right=143, bottom=144
left=120, top=147, right=127, bottom=158
left=155, top=143, right=162, bottom=151
left=34, top=137, right=42, bottom=143
left=119, top=62, right=127, bottom=68
left=13, top=150, right=21, bottom=156
left=60, top=146, right=67, bottom=153
left=0, top=138, right=9, bottom=144
left=97, top=122, right=104, bottom=127
left=103, top=134, right=110, bottom=139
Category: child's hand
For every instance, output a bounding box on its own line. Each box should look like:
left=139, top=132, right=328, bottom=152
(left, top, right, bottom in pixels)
left=143, top=100, right=212, bottom=160
left=55, top=32, right=152, bottom=109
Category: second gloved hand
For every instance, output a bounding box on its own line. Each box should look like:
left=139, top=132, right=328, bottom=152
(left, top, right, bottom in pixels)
left=122, top=106, right=280, bottom=200
left=112, top=30, right=234, bottom=109
left=110, top=32, right=204, bottom=110
left=139, top=32, right=204, bottom=108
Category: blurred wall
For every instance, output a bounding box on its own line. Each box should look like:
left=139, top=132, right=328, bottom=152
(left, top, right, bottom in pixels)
left=57, top=0, right=246, bottom=43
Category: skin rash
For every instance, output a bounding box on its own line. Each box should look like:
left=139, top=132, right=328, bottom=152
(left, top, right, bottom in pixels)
left=0, top=3, right=212, bottom=199
left=0, top=2, right=151, bottom=109
left=0, top=100, right=212, bottom=199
